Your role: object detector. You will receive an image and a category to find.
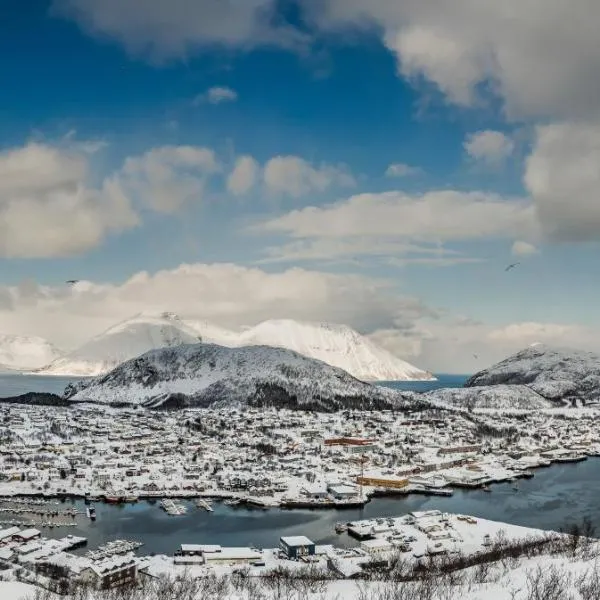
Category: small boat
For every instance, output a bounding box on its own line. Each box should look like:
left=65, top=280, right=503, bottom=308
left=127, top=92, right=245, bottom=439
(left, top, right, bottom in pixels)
left=223, top=498, right=241, bottom=507
left=89, top=507, right=96, bottom=521
left=482, top=486, right=491, bottom=493
left=104, top=496, right=121, bottom=504
left=334, top=522, right=348, bottom=534
left=195, top=499, right=213, bottom=512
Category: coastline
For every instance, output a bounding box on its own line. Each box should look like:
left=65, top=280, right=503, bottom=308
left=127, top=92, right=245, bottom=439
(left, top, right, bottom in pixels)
left=0, top=452, right=590, bottom=510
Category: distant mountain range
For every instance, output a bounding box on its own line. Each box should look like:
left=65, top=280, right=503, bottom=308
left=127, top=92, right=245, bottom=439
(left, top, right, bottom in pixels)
left=29, top=312, right=433, bottom=382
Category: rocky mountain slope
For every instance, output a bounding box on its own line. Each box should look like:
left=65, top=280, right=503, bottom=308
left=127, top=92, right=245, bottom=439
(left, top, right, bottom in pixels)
left=64, top=342, right=421, bottom=412
left=190, top=318, right=433, bottom=382
left=37, top=313, right=201, bottom=376
left=463, top=344, right=600, bottom=407
left=0, top=335, right=63, bottom=371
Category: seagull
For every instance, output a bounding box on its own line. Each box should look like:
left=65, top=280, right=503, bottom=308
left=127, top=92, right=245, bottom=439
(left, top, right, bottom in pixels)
left=505, top=262, right=520, bottom=272
left=66, top=280, right=79, bottom=285
left=473, top=354, right=478, bottom=360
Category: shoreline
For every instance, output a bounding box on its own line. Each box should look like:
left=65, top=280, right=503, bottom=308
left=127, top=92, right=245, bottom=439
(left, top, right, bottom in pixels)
left=0, top=454, right=591, bottom=511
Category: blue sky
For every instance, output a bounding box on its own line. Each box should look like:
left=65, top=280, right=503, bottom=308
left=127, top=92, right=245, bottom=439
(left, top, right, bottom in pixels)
left=0, top=0, right=599, bottom=372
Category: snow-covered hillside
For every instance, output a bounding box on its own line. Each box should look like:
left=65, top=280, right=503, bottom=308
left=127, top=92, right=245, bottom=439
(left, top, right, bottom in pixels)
left=464, top=344, right=600, bottom=406
left=65, top=343, right=420, bottom=411
left=425, top=384, right=556, bottom=411
left=37, top=313, right=201, bottom=376
left=0, top=335, right=63, bottom=371
left=189, top=318, right=433, bottom=382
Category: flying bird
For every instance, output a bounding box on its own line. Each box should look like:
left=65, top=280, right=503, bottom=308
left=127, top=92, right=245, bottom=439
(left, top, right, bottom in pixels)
left=473, top=354, right=478, bottom=360
left=66, top=280, right=79, bottom=285
left=505, top=262, right=520, bottom=272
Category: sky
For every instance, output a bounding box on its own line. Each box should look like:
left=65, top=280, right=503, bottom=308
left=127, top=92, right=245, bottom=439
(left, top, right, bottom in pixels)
left=1, top=0, right=600, bottom=373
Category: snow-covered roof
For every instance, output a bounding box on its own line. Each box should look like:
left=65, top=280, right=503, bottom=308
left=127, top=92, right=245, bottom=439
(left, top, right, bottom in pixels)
left=280, top=536, right=314, bottom=547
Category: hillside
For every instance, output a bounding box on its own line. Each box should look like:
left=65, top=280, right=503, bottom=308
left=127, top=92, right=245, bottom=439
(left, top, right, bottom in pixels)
left=189, top=318, right=433, bottom=382
left=37, top=313, right=201, bottom=376
left=0, top=335, right=63, bottom=371
left=64, top=342, right=421, bottom=412
left=464, top=344, right=600, bottom=407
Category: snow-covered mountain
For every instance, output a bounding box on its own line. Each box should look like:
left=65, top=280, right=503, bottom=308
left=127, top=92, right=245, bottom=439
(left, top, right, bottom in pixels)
left=64, top=343, right=421, bottom=412
left=463, top=344, right=600, bottom=407
left=37, top=313, right=201, bottom=377
left=0, top=335, right=63, bottom=371
left=189, top=318, right=433, bottom=382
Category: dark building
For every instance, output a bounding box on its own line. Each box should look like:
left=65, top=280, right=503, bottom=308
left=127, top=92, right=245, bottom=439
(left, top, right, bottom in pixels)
left=279, top=535, right=316, bottom=559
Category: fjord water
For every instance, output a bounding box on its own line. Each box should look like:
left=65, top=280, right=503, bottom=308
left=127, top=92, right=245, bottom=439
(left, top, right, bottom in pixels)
left=46, top=459, right=600, bottom=555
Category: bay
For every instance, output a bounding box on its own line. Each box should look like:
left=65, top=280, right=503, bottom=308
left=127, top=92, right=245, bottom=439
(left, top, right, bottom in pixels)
left=43, top=459, right=600, bottom=555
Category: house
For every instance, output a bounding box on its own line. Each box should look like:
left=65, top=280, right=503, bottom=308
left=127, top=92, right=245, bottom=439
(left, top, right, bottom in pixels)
left=80, top=556, right=138, bottom=589
left=279, top=536, right=316, bottom=560
left=14, top=528, right=41, bottom=542
left=327, top=483, right=357, bottom=499
left=0, top=527, right=21, bottom=543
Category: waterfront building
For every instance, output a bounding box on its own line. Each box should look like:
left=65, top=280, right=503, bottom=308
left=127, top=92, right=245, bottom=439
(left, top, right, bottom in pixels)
left=279, top=535, right=316, bottom=559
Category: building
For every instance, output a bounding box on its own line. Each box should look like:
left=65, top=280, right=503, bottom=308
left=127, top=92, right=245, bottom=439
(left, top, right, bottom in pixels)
left=279, top=536, right=315, bottom=560
left=14, top=528, right=41, bottom=543
left=80, top=556, right=138, bottom=590
left=202, top=547, right=262, bottom=566
left=327, top=483, right=357, bottom=499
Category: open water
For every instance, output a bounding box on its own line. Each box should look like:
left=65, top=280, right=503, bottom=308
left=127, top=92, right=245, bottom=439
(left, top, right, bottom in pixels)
left=39, top=459, right=600, bottom=555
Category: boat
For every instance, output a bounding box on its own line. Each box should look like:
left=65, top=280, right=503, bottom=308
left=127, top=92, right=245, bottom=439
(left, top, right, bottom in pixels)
left=124, top=495, right=138, bottom=503
left=223, top=498, right=241, bottom=507
left=334, top=522, right=348, bottom=534
left=89, top=507, right=96, bottom=521
left=195, top=499, right=213, bottom=512
left=104, top=494, right=121, bottom=504
left=482, top=486, right=491, bottom=493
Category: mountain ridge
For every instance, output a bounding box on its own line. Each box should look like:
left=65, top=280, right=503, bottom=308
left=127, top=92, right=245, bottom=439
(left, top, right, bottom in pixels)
left=64, top=342, right=422, bottom=412
left=34, top=313, right=432, bottom=382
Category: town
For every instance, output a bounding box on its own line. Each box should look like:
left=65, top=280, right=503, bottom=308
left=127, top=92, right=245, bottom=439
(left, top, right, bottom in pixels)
left=0, top=403, right=598, bottom=594
left=0, top=404, right=598, bottom=507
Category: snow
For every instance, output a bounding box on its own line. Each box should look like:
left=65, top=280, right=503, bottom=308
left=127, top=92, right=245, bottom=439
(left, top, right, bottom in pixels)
left=37, top=313, right=201, bottom=377
left=67, top=342, right=416, bottom=411
left=0, top=581, right=40, bottom=600
left=0, top=335, right=63, bottom=371
left=33, top=315, right=431, bottom=382
left=190, top=319, right=433, bottom=382
left=465, top=345, right=600, bottom=406
left=424, top=384, right=556, bottom=410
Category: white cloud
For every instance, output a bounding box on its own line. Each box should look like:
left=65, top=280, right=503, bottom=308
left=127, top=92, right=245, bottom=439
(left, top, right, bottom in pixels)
left=258, top=237, right=477, bottom=266
left=0, top=263, right=431, bottom=351
left=263, top=155, right=355, bottom=197
left=525, top=120, right=600, bottom=241
left=2, top=261, right=599, bottom=373
left=115, top=145, right=219, bottom=213
left=385, top=163, right=423, bottom=177
left=511, top=240, right=538, bottom=257
left=227, top=155, right=259, bottom=196
left=0, top=142, right=138, bottom=258
left=53, top=0, right=303, bottom=61
left=195, top=86, right=238, bottom=105
left=464, top=130, right=514, bottom=167
left=257, top=190, right=537, bottom=242
left=313, top=1, right=600, bottom=121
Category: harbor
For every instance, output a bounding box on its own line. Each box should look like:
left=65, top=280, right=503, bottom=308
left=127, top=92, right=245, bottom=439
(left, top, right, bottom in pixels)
left=0, top=455, right=595, bottom=558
